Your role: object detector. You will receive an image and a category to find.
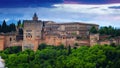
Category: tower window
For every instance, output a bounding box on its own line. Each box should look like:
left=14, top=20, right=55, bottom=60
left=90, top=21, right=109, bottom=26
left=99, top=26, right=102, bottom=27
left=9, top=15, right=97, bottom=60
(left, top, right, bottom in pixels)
left=10, top=37, right=12, bottom=41
left=26, top=30, right=32, bottom=32
left=26, top=33, right=32, bottom=39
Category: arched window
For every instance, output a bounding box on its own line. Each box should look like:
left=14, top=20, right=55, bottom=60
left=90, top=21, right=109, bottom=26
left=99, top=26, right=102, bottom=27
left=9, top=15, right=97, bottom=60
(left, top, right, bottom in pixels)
left=26, top=33, right=32, bottom=39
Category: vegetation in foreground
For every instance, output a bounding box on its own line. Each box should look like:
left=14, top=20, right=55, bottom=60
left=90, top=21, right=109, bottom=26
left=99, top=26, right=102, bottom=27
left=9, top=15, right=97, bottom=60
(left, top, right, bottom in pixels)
left=0, top=44, right=120, bottom=68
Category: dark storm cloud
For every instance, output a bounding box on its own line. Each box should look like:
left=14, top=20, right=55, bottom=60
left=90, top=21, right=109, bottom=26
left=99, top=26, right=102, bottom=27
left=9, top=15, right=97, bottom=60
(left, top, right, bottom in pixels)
left=0, top=0, right=63, bottom=8
left=64, top=0, right=120, bottom=4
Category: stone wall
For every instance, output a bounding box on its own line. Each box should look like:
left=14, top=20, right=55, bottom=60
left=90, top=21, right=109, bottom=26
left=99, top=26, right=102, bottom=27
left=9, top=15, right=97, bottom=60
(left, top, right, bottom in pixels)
left=0, top=36, right=5, bottom=50
left=0, top=34, right=23, bottom=50
left=41, top=35, right=90, bottom=48
left=4, top=35, right=16, bottom=47
left=43, top=35, right=75, bottom=46
left=90, top=34, right=99, bottom=46
left=99, top=39, right=116, bottom=45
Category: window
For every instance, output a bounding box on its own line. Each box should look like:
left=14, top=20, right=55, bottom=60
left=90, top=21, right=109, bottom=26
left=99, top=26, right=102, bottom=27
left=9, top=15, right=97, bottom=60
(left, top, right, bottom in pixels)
left=10, top=37, right=12, bottom=41
left=26, top=33, right=32, bottom=38
left=26, top=30, right=32, bottom=32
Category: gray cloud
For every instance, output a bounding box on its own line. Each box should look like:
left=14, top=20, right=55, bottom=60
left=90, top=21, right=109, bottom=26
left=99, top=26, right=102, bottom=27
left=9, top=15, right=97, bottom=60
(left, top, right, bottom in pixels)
left=0, top=3, right=120, bottom=27
left=109, top=6, right=120, bottom=9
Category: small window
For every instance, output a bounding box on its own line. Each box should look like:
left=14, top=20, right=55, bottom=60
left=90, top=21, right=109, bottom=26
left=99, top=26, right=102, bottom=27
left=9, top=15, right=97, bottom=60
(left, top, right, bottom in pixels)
left=26, top=33, right=32, bottom=38
left=10, top=37, right=12, bottom=41
left=26, top=30, right=32, bottom=32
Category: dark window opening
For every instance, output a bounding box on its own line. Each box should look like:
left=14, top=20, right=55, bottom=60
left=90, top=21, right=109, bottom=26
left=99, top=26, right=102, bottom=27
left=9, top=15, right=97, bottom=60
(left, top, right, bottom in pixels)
left=10, top=37, right=12, bottom=41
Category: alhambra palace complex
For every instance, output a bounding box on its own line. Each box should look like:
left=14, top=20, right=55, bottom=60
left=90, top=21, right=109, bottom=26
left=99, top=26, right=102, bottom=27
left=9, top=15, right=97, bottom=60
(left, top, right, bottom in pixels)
left=0, top=13, right=120, bottom=51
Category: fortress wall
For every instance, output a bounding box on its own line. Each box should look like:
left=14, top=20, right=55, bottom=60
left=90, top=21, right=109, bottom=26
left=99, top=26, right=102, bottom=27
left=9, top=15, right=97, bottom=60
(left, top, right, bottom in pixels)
left=0, top=36, right=5, bottom=50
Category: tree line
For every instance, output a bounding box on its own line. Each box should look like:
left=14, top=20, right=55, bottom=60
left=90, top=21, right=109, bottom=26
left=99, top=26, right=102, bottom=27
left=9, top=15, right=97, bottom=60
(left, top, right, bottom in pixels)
left=0, top=20, right=23, bottom=33
left=0, top=20, right=16, bottom=33
left=0, top=44, right=120, bottom=68
left=90, top=26, right=120, bottom=37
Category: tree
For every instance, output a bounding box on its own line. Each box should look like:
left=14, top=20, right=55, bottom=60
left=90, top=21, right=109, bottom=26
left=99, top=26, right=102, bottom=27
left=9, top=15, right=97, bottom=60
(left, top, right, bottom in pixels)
left=4, top=46, right=22, bottom=54
left=1, top=44, right=120, bottom=68
left=38, top=43, right=47, bottom=50
left=19, top=28, right=23, bottom=35
left=0, top=20, right=17, bottom=33
left=1, top=20, right=8, bottom=33
left=57, top=44, right=64, bottom=50
left=68, top=45, right=71, bottom=55
left=98, top=26, right=120, bottom=37
left=0, top=24, right=2, bottom=32
left=9, top=23, right=16, bottom=32
left=17, top=20, right=21, bottom=28
left=90, top=26, right=98, bottom=34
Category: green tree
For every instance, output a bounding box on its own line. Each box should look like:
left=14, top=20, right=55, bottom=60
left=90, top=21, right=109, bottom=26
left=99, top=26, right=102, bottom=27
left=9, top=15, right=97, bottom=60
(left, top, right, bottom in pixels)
left=98, top=26, right=120, bottom=37
left=9, top=23, right=16, bottom=32
left=38, top=43, right=47, bottom=50
left=1, top=20, right=8, bottom=33
left=18, top=28, right=23, bottom=35
left=17, top=20, right=21, bottom=28
left=4, top=46, right=22, bottom=54
left=1, top=44, right=120, bottom=68
left=57, top=44, right=64, bottom=50
left=68, top=45, right=71, bottom=55
left=0, top=24, right=2, bottom=32
left=90, top=26, right=98, bottom=34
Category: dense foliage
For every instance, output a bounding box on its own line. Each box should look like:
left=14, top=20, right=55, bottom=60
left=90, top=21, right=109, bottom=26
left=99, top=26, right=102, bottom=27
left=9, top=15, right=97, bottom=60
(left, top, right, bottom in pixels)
left=90, top=26, right=120, bottom=37
left=0, top=20, right=16, bottom=33
left=90, top=26, right=98, bottom=34
left=0, top=44, right=120, bottom=68
left=99, top=26, right=120, bottom=37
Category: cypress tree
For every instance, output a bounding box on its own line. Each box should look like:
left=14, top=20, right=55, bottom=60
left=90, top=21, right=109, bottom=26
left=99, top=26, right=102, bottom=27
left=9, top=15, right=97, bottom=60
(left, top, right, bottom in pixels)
left=19, top=28, right=23, bottom=35
left=68, top=45, right=71, bottom=55
left=9, top=23, right=16, bottom=32
left=1, top=20, right=8, bottom=33
left=0, top=24, right=1, bottom=33
left=17, top=20, right=21, bottom=28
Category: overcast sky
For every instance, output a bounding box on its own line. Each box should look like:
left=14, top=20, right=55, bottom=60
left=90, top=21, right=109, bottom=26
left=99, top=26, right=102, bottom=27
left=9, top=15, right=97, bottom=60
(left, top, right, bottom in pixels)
left=0, top=0, right=120, bottom=27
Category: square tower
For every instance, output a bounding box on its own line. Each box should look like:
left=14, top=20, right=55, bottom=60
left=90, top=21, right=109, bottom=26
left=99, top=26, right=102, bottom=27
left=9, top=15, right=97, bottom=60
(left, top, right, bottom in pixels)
left=23, top=13, right=43, bottom=51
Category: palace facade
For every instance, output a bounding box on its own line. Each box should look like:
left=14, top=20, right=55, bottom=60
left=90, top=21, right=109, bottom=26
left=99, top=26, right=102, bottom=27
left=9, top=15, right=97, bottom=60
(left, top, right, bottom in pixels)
left=1, top=13, right=119, bottom=51
left=22, top=13, right=98, bottom=51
